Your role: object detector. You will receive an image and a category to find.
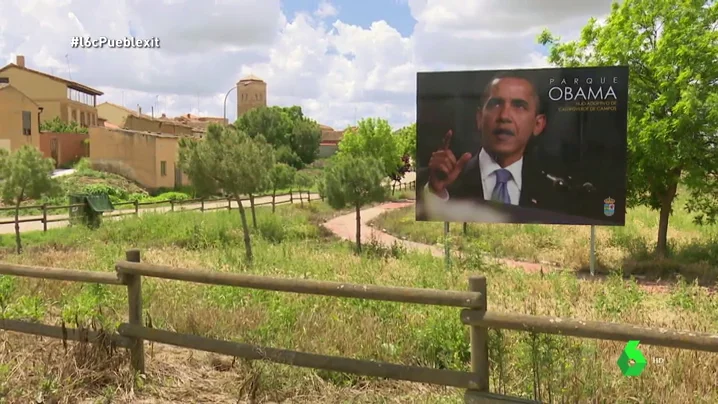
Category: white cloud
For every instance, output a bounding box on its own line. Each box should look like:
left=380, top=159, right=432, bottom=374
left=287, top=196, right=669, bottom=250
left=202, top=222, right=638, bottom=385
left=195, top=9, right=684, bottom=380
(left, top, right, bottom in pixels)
left=315, top=1, right=339, bottom=19
left=0, top=0, right=614, bottom=128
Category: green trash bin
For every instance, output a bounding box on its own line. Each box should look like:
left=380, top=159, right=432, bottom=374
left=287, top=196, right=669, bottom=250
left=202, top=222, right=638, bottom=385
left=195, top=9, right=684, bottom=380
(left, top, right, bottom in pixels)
left=68, top=193, right=115, bottom=228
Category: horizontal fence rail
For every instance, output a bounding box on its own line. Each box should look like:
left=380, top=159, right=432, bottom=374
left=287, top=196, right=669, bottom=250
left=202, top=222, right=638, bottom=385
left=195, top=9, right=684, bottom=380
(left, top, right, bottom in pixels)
left=9, top=239, right=717, bottom=402
left=118, top=323, right=476, bottom=388
left=0, top=180, right=416, bottom=233
left=461, top=310, right=718, bottom=353
left=0, top=319, right=132, bottom=348
left=0, top=262, right=123, bottom=285
left=115, top=260, right=481, bottom=308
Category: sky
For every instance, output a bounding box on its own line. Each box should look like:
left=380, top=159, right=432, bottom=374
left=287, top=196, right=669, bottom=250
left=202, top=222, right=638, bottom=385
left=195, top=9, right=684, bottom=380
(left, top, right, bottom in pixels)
left=0, top=0, right=618, bottom=129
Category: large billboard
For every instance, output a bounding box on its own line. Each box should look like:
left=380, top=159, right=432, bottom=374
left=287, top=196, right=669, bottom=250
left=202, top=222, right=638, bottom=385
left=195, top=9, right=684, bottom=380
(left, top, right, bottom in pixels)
left=415, top=66, right=629, bottom=225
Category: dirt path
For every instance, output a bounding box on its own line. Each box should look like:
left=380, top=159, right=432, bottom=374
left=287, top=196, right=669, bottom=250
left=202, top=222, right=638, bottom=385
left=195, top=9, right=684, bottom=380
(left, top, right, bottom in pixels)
left=0, top=192, right=321, bottom=235
left=323, top=201, right=702, bottom=294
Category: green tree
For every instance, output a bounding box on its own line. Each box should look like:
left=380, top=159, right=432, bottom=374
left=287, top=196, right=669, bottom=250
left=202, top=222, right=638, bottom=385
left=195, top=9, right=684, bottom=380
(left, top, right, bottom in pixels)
left=289, top=118, right=322, bottom=165
left=268, top=163, right=296, bottom=212
left=40, top=116, right=88, bottom=134
left=321, top=155, right=387, bottom=252
left=178, top=124, right=274, bottom=262
left=0, top=146, right=58, bottom=254
left=338, top=118, right=404, bottom=179
left=235, top=106, right=321, bottom=168
left=394, top=123, right=417, bottom=165
left=538, top=0, right=718, bottom=257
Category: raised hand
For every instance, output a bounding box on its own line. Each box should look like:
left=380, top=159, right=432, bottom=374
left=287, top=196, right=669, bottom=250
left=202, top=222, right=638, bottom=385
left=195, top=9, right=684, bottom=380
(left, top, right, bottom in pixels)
left=428, top=129, right=471, bottom=195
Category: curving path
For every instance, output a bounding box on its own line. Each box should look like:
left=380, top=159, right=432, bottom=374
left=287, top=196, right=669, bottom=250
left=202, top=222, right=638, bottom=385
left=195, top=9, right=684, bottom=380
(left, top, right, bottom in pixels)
left=322, top=201, right=707, bottom=294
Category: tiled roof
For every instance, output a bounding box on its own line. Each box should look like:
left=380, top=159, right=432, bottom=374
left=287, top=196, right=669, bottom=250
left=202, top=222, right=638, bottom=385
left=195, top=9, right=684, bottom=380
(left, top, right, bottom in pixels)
left=0, top=63, right=103, bottom=96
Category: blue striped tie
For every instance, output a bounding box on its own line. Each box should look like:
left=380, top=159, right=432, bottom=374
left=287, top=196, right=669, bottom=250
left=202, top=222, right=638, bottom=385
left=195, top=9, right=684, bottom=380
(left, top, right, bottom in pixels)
left=491, top=169, right=512, bottom=204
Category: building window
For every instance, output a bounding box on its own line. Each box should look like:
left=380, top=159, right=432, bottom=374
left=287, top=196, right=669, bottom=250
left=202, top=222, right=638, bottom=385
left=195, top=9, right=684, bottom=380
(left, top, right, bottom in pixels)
left=71, top=110, right=77, bottom=122
left=80, top=112, right=86, bottom=126
left=160, top=161, right=167, bottom=176
left=0, top=77, right=8, bottom=83
left=22, top=111, right=31, bottom=135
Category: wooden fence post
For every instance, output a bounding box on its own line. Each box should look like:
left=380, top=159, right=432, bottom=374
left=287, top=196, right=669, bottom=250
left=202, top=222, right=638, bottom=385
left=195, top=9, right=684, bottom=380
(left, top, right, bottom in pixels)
left=170, top=200, right=174, bottom=212
left=227, top=198, right=232, bottom=211
left=124, top=249, right=145, bottom=375
left=200, top=199, right=205, bottom=212
left=466, top=274, right=489, bottom=401
left=134, top=200, right=139, bottom=216
left=289, top=191, right=293, bottom=203
left=307, top=190, right=311, bottom=203
left=42, top=204, right=47, bottom=232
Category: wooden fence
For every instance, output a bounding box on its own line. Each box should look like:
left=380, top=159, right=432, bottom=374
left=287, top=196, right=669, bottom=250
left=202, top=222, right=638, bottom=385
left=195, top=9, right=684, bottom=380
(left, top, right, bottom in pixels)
left=1, top=247, right=718, bottom=403
left=0, top=180, right=416, bottom=232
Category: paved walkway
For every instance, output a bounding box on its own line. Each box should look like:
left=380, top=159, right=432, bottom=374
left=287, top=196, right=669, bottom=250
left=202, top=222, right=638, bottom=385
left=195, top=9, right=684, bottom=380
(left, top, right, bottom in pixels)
left=322, top=201, right=706, bottom=294
left=323, top=201, right=544, bottom=272
left=0, top=192, right=320, bottom=235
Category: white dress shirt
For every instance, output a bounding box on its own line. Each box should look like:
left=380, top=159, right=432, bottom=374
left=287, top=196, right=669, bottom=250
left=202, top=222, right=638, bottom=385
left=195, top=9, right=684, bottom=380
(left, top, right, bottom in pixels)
left=424, top=149, right=523, bottom=205
left=477, top=148, right=523, bottom=205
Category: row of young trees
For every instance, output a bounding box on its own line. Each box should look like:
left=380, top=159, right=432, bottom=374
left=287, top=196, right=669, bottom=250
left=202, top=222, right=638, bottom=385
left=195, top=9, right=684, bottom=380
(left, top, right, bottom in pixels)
left=178, top=117, right=409, bottom=262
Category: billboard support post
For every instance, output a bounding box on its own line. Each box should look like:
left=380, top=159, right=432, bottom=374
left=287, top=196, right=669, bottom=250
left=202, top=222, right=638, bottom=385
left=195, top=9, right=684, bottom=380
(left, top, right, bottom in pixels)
left=589, top=225, right=596, bottom=276
left=444, top=222, right=450, bottom=269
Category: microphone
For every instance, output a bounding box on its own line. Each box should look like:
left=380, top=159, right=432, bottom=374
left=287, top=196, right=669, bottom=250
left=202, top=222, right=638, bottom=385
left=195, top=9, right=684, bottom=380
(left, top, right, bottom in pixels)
left=542, top=172, right=595, bottom=194
left=543, top=172, right=569, bottom=190
left=581, top=182, right=596, bottom=193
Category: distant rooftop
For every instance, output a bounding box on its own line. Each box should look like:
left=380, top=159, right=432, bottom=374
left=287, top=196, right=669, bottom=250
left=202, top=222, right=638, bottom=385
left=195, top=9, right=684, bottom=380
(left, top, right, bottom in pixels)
left=0, top=55, right=103, bottom=96
left=237, top=74, right=264, bottom=83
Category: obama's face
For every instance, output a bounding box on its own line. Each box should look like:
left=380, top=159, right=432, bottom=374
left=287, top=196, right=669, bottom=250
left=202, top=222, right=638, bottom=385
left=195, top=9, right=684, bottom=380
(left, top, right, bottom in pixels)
left=477, top=77, right=546, bottom=167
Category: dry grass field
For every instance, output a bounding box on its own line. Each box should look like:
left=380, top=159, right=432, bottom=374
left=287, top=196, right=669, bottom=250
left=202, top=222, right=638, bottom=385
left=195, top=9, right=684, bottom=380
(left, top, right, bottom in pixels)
left=0, top=197, right=716, bottom=403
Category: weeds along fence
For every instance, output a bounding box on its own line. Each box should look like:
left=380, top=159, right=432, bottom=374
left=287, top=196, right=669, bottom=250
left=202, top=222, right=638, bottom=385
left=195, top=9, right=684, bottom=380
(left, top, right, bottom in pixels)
left=1, top=248, right=718, bottom=403
left=0, top=181, right=417, bottom=232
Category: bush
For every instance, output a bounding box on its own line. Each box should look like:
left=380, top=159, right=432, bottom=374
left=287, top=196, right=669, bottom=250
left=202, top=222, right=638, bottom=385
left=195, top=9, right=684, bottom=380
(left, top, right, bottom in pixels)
left=257, top=213, right=287, bottom=243
left=73, top=158, right=92, bottom=172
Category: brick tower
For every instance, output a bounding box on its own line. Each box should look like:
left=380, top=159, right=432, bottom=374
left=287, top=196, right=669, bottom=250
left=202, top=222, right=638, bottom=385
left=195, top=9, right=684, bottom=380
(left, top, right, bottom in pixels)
left=237, top=74, right=267, bottom=117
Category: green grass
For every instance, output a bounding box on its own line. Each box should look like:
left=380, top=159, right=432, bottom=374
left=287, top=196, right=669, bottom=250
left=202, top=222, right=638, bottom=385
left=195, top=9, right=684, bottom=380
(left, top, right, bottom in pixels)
left=371, top=193, right=718, bottom=283
left=0, top=199, right=716, bottom=402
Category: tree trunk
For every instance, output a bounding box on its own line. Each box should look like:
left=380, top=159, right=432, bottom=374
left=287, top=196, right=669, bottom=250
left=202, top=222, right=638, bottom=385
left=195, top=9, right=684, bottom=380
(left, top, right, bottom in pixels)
left=656, top=173, right=680, bottom=257
left=272, top=189, right=276, bottom=213
left=234, top=195, right=253, bottom=262
left=249, top=193, right=257, bottom=229
left=355, top=204, right=362, bottom=253
left=14, top=194, right=23, bottom=254
left=463, top=222, right=467, bottom=235
left=655, top=169, right=681, bottom=258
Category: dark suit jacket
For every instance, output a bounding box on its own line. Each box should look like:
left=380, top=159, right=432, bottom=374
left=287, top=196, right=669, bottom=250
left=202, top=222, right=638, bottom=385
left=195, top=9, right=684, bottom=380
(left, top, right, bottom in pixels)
left=442, top=148, right=569, bottom=212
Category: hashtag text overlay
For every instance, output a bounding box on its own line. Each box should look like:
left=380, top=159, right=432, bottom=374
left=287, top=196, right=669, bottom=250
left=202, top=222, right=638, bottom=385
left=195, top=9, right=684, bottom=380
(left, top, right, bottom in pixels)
left=70, top=37, right=160, bottom=49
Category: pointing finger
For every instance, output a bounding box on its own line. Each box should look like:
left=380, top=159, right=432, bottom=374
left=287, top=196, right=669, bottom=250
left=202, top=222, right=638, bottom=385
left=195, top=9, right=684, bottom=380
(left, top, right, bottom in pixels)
left=442, top=129, right=453, bottom=150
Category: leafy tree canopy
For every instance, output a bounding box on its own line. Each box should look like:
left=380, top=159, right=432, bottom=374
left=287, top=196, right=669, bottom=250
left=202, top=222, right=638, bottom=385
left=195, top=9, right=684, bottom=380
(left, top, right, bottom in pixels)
left=322, top=154, right=387, bottom=210
left=234, top=106, right=321, bottom=168
left=337, top=117, right=404, bottom=179
left=0, top=145, right=59, bottom=253
left=538, top=0, right=718, bottom=255
left=178, top=123, right=275, bottom=198
left=269, top=162, right=296, bottom=191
